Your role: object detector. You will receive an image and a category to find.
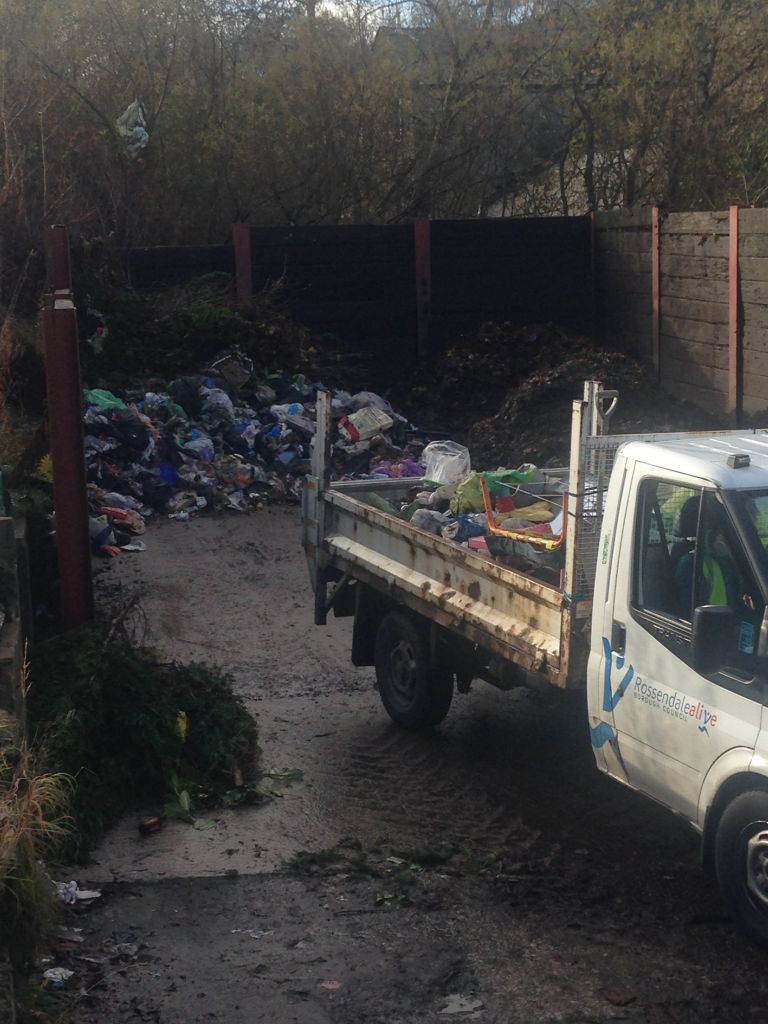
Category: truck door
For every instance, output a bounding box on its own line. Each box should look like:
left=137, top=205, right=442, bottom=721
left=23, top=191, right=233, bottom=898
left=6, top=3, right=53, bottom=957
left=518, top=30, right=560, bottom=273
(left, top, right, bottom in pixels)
left=604, top=475, right=765, bottom=819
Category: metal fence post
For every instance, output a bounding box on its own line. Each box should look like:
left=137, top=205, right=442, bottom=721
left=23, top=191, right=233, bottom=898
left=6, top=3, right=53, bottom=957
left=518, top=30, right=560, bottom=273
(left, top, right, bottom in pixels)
left=44, top=225, right=72, bottom=291
left=728, top=205, right=742, bottom=423
left=42, top=293, right=94, bottom=629
left=651, top=207, right=661, bottom=379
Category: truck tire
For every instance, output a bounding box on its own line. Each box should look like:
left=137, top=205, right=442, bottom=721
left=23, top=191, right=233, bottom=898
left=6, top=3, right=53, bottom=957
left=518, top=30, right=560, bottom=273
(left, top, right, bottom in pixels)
left=714, top=789, right=768, bottom=947
left=374, top=611, right=453, bottom=729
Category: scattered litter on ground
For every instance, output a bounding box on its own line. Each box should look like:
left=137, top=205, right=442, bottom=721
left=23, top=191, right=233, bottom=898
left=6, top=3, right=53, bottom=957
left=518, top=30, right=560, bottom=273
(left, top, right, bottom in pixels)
left=263, top=768, right=304, bottom=785
left=440, top=994, right=485, bottom=1016
left=103, top=938, right=142, bottom=960
left=31, top=624, right=259, bottom=861
left=138, top=816, right=163, bottom=837
left=42, top=966, right=75, bottom=990
left=55, top=881, right=102, bottom=904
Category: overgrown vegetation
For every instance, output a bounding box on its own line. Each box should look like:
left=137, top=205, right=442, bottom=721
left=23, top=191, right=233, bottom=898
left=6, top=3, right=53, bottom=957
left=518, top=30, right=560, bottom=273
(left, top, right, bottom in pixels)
left=2, top=0, right=766, bottom=307
left=0, top=717, right=72, bottom=970
left=79, top=274, right=314, bottom=387
left=27, top=619, right=259, bottom=861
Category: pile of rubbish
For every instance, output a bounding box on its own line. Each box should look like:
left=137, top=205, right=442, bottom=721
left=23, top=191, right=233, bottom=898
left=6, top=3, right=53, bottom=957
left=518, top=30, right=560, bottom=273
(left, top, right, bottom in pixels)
left=82, top=353, right=430, bottom=556
left=81, top=323, right=722, bottom=562
left=359, top=440, right=566, bottom=579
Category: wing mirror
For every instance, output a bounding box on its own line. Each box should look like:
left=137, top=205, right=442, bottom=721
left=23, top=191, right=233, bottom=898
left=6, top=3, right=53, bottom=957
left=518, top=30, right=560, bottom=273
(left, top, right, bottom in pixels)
left=691, top=605, right=738, bottom=675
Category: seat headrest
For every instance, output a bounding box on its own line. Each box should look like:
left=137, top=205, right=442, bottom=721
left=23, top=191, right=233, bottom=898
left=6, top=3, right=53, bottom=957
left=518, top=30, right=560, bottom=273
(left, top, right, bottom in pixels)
left=674, top=496, right=699, bottom=539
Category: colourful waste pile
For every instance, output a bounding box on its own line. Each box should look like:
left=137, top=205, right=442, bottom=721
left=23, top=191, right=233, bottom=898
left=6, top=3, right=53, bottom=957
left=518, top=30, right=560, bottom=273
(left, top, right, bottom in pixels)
left=82, top=354, right=429, bottom=557
left=359, top=449, right=567, bottom=577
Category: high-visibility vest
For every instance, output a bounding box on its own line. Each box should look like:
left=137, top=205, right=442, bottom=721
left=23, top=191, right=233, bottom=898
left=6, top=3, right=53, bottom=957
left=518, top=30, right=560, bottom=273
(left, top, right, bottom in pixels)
left=702, top=554, right=727, bottom=605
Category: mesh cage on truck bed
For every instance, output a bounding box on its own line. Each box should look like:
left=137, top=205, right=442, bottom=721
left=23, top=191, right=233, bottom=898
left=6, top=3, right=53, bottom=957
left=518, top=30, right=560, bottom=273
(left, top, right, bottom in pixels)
left=574, top=432, right=622, bottom=598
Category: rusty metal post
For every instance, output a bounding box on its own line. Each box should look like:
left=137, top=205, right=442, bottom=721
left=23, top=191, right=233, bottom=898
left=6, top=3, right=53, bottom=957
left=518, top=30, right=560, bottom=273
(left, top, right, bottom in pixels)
left=232, top=223, right=253, bottom=307
left=413, top=217, right=432, bottom=360
left=728, top=205, right=742, bottom=423
left=42, top=294, right=94, bottom=629
left=651, top=207, right=661, bottom=379
left=44, top=225, right=72, bottom=291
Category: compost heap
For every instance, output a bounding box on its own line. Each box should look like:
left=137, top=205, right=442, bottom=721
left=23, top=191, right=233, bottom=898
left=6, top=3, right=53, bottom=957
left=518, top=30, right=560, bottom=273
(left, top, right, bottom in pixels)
left=391, top=320, right=725, bottom=467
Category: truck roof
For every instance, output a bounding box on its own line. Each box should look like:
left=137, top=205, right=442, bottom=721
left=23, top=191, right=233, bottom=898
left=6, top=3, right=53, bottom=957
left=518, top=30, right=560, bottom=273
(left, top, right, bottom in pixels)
left=620, top=431, right=768, bottom=489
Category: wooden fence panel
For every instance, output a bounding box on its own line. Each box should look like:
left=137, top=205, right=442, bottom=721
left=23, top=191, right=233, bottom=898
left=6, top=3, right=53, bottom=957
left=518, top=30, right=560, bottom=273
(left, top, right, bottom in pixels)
left=595, top=206, right=768, bottom=417
left=594, top=212, right=652, bottom=359
left=128, top=245, right=234, bottom=288
left=429, top=216, right=590, bottom=335
left=125, top=218, right=593, bottom=357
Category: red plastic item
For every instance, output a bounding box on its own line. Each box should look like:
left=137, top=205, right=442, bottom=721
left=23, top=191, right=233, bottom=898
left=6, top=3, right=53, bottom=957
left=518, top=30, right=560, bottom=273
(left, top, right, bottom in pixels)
left=495, top=495, right=517, bottom=514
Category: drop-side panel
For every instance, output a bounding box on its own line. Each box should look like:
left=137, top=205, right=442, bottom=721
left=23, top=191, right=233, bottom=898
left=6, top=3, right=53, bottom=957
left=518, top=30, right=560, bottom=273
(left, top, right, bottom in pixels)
left=323, top=490, right=565, bottom=682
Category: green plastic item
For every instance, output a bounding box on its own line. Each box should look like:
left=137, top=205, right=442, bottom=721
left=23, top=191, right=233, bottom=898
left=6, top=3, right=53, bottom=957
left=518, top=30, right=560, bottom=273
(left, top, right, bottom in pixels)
left=85, top=388, right=126, bottom=410
left=450, top=473, right=484, bottom=515
left=166, top=400, right=188, bottom=421
left=397, top=501, right=422, bottom=522
left=365, top=492, right=399, bottom=516
left=450, top=469, right=532, bottom=515
left=485, top=468, right=532, bottom=495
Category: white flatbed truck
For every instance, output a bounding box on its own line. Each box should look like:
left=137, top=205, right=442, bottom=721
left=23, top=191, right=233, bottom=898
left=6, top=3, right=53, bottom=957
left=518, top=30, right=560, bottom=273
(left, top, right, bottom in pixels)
left=303, top=381, right=768, bottom=945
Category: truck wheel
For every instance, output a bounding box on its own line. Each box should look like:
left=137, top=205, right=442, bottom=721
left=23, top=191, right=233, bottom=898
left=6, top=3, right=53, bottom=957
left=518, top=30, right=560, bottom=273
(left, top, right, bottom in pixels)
left=374, top=611, right=453, bottom=729
left=714, top=790, right=768, bottom=947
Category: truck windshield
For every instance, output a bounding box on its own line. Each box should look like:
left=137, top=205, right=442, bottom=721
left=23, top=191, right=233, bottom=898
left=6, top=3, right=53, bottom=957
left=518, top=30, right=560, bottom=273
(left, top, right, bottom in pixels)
left=729, top=489, right=768, bottom=593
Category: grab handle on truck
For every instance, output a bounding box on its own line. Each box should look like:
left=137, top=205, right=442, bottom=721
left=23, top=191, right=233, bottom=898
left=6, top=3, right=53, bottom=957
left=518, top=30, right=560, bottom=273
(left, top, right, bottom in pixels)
left=591, top=387, right=619, bottom=436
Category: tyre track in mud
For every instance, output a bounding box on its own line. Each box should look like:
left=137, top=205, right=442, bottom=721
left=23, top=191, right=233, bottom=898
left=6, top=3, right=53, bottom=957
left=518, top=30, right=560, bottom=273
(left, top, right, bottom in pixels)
left=322, top=725, right=526, bottom=851
left=102, top=509, right=688, bottom=880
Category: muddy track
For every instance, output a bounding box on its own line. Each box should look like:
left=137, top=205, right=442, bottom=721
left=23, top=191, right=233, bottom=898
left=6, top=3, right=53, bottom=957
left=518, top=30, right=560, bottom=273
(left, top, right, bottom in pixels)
left=75, top=508, right=768, bottom=1024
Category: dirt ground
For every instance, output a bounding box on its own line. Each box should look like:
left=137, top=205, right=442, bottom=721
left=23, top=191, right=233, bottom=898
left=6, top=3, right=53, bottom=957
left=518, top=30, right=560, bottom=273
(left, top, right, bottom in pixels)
left=64, top=509, right=768, bottom=1024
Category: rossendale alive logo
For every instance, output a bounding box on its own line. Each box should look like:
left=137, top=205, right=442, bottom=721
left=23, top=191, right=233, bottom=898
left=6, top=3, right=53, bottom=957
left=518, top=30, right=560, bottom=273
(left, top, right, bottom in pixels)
left=633, top=677, right=718, bottom=735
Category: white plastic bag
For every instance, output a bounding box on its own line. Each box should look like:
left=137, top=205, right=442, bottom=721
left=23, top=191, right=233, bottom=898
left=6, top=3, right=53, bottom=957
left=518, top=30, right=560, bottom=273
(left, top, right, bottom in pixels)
left=116, top=100, right=149, bottom=158
left=422, top=441, right=471, bottom=485
left=349, top=391, right=394, bottom=415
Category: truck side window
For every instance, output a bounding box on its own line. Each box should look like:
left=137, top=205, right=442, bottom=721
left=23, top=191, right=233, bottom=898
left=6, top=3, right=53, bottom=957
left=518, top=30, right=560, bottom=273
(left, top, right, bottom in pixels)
left=633, top=481, right=701, bottom=621
left=690, top=492, right=765, bottom=656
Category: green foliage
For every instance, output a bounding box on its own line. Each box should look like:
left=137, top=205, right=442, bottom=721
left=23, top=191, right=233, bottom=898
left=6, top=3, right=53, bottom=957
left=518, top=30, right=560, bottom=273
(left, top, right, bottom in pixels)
left=83, top=277, right=309, bottom=385
left=166, top=301, right=254, bottom=363
left=94, top=296, right=254, bottom=379
left=29, top=623, right=259, bottom=860
left=0, top=735, right=72, bottom=969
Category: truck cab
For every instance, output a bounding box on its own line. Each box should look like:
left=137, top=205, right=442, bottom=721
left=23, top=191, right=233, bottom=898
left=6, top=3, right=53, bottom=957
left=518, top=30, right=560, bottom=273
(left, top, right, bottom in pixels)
left=589, top=435, right=768, bottom=945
